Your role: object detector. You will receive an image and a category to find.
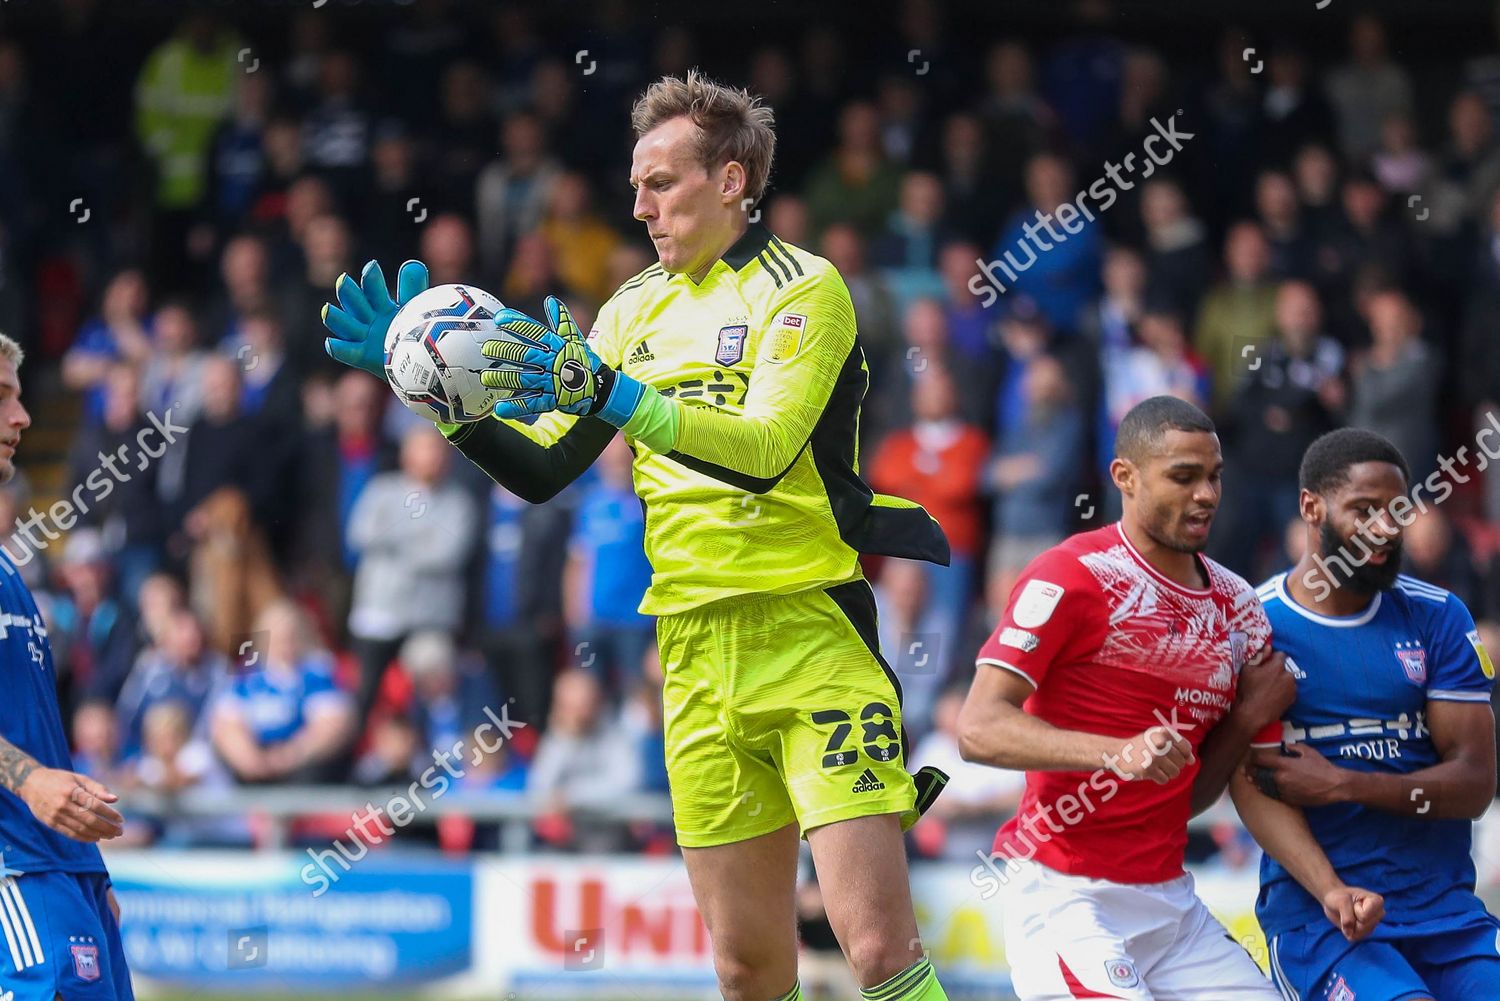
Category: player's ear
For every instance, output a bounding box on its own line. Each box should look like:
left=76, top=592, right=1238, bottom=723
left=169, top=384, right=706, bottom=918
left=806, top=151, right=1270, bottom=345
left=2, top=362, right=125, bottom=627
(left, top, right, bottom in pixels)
left=1299, top=488, right=1322, bottom=526
left=721, top=160, right=746, bottom=204
left=1109, top=456, right=1135, bottom=498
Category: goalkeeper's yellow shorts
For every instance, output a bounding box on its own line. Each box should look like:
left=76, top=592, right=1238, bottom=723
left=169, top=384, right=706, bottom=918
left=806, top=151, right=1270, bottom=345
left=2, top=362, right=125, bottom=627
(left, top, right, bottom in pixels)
left=658, top=578, right=920, bottom=848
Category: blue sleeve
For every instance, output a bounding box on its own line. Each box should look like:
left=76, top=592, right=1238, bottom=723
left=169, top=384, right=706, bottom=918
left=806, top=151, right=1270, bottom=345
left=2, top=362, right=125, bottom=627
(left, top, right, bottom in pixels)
left=215, top=677, right=250, bottom=717
left=301, top=662, right=339, bottom=698
left=70, top=319, right=114, bottom=357
left=569, top=493, right=597, bottom=548
left=1426, top=593, right=1494, bottom=703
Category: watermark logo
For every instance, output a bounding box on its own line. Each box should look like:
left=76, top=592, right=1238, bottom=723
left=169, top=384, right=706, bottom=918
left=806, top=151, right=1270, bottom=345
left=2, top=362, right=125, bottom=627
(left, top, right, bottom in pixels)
left=730, top=493, right=763, bottom=527
left=1302, top=409, right=1500, bottom=599
left=969, top=114, right=1194, bottom=309
left=1, top=404, right=189, bottom=568
left=227, top=927, right=267, bottom=970
left=231, top=631, right=268, bottom=671
left=969, top=706, right=1195, bottom=895
left=897, top=632, right=941, bottom=675
left=563, top=928, right=605, bottom=971
left=300, top=703, right=527, bottom=896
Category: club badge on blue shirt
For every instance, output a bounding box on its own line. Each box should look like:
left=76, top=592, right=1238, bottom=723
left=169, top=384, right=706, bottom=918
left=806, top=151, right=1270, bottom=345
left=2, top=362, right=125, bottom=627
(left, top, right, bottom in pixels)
left=1395, top=640, right=1427, bottom=685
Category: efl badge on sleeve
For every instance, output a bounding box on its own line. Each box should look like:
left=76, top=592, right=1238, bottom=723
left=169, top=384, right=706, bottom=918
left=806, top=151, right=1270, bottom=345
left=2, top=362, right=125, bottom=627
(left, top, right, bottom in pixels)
left=765, top=312, right=806, bottom=364
left=1395, top=641, right=1427, bottom=685
left=71, top=943, right=100, bottom=981
left=715, top=324, right=748, bottom=366
left=1468, top=628, right=1495, bottom=679
left=1012, top=580, right=1065, bottom=628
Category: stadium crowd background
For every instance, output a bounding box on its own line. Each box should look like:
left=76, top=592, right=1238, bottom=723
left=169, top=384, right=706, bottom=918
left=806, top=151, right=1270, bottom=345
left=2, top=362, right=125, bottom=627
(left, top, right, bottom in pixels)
left=1, top=0, right=1499, bottom=866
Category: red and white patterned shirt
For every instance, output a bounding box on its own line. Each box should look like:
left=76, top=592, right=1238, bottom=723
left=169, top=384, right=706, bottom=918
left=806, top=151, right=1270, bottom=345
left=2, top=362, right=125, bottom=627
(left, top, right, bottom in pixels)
left=976, top=522, right=1276, bottom=884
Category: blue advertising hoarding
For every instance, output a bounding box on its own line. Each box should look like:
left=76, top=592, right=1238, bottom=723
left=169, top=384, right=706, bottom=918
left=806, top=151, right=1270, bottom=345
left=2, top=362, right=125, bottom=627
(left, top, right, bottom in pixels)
left=107, top=852, right=473, bottom=992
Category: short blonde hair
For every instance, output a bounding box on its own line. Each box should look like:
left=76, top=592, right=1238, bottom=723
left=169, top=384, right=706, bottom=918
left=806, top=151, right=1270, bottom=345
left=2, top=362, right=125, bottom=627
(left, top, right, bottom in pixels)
left=630, top=69, right=776, bottom=206
left=0, top=333, right=24, bottom=369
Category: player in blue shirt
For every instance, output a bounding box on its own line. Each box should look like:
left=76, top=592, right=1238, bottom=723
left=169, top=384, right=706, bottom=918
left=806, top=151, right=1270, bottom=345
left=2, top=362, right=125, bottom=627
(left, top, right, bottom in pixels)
left=1230, top=428, right=1499, bottom=1001
left=0, top=334, right=136, bottom=999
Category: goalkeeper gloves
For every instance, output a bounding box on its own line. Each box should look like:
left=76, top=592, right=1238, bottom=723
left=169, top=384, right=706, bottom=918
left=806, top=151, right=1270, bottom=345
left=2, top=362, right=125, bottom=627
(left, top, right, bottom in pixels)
left=481, top=296, right=646, bottom=426
left=321, top=259, right=430, bottom=377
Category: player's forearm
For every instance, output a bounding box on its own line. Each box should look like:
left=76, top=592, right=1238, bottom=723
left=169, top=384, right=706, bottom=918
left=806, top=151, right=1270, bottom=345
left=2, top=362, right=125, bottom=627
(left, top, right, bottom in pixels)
left=444, top=415, right=615, bottom=504
left=957, top=699, right=1119, bottom=772
left=1189, top=712, right=1259, bottom=816
left=289, top=714, right=354, bottom=767
left=0, top=735, right=40, bottom=794
left=212, top=719, right=265, bottom=777
left=1336, top=760, right=1492, bottom=820
left=1229, top=767, right=1345, bottom=900
left=623, top=388, right=805, bottom=490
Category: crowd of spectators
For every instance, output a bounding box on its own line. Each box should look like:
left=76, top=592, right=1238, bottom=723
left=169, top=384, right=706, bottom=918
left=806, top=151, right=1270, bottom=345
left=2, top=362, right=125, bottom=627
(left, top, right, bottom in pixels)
left=3, top=0, right=1500, bottom=860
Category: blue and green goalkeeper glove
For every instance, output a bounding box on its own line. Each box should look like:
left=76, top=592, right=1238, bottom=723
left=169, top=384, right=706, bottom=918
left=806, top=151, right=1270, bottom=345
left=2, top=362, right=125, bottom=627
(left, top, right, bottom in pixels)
left=480, top=296, right=646, bottom=425
left=321, top=259, right=430, bottom=377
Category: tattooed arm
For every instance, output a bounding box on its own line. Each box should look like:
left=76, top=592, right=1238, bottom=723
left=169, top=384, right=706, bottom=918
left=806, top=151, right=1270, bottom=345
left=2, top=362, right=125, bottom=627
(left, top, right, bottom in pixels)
left=0, top=735, right=123, bottom=843
left=0, top=735, right=39, bottom=794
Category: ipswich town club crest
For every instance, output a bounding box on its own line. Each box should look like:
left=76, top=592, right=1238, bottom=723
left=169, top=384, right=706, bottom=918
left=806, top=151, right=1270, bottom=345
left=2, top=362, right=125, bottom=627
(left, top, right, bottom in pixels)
left=715, top=324, right=748, bottom=366
left=71, top=943, right=100, bottom=981
left=1395, top=641, right=1427, bottom=685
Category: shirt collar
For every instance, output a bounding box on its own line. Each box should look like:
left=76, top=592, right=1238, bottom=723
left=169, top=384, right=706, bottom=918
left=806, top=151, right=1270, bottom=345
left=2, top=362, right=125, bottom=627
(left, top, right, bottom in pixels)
left=720, top=222, right=773, bottom=271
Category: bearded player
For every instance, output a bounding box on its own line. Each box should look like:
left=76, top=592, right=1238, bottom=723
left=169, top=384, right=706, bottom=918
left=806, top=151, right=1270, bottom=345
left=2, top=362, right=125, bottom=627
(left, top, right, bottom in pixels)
left=321, top=72, right=952, bottom=1001
left=957, top=397, right=1383, bottom=1000
left=0, top=332, right=135, bottom=1001
left=1232, top=428, right=1500, bottom=1001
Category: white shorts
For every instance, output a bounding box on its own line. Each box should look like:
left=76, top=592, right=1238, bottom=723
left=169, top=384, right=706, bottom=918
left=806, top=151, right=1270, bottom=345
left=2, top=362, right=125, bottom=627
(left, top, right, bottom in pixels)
left=1001, top=860, right=1279, bottom=1001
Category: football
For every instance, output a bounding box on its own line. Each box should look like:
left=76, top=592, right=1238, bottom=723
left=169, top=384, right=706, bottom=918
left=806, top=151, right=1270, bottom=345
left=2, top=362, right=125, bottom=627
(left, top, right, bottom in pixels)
left=383, top=283, right=513, bottom=424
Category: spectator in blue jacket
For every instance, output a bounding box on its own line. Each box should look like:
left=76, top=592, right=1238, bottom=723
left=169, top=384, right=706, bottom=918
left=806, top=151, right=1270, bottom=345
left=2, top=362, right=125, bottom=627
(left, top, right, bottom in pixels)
left=563, top=437, right=654, bottom=699
left=986, top=152, right=1102, bottom=335
left=211, top=600, right=354, bottom=783
left=986, top=354, right=1085, bottom=618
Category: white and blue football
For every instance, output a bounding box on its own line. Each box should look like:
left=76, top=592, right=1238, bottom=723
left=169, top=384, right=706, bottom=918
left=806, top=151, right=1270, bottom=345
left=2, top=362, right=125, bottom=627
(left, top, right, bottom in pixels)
left=383, top=283, right=511, bottom=424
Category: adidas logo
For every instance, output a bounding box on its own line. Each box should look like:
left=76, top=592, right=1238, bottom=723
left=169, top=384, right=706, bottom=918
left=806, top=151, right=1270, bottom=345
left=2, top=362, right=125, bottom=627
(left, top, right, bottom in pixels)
left=628, top=340, right=655, bottom=364
left=851, top=768, right=885, bottom=794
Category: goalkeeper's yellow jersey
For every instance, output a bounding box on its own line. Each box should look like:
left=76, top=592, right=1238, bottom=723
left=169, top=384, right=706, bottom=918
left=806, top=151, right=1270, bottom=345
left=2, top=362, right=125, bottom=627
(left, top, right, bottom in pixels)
left=495, top=223, right=948, bottom=616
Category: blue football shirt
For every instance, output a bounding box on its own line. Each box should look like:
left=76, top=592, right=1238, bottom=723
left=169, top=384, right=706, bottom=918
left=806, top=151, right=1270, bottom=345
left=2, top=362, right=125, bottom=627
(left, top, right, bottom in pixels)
left=0, top=552, right=106, bottom=874
left=1254, top=571, right=1493, bottom=935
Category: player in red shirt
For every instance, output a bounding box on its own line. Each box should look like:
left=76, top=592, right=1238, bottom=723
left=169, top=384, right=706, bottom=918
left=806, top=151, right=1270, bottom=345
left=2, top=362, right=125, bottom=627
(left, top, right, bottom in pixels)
left=958, top=396, right=1378, bottom=1000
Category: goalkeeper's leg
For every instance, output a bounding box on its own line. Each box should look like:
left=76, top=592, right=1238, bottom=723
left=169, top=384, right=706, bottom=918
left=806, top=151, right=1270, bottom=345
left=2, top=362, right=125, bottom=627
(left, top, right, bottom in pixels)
left=807, top=812, right=950, bottom=1000
left=681, top=822, right=803, bottom=1001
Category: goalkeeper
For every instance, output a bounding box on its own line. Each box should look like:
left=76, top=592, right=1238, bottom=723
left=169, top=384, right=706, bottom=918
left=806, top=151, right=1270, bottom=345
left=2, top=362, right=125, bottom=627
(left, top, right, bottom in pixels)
left=322, top=71, right=952, bottom=1001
